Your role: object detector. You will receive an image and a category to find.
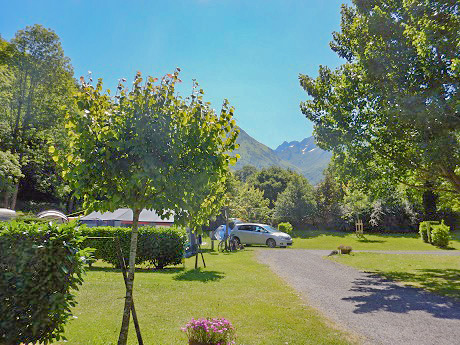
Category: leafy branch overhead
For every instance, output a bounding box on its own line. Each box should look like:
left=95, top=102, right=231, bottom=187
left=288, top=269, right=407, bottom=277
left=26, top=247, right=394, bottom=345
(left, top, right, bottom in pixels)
left=300, top=0, right=460, bottom=195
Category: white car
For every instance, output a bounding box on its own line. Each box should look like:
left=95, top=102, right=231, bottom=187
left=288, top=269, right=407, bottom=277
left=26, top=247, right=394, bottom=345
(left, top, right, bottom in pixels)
left=230, top=223, right=293, bottom=248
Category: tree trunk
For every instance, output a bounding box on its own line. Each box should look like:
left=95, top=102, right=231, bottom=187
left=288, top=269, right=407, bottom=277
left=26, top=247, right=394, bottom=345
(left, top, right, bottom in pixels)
left=118, top=208, right=141, bottom=345
left=422, top=181, right=438, bottom=221
left=10, top=183, right=19, bottom=210
left=2, top=191, right=9, bottom=209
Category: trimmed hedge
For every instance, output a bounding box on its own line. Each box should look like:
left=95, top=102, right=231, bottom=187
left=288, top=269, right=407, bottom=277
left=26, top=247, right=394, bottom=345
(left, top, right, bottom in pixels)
left=278, top=222, right=293, bottom=234
left=81, top=226, right=186, bottom=269
left=431, top=221, right=451, bottom=248
left=0, top=221, right=88, bottom=345
left=418, top=221, right=439, bottom=243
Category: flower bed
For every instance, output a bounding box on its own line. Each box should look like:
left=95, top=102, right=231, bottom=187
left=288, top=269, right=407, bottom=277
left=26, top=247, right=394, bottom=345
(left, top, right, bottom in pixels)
left=182, top=318, right=236, bottom=345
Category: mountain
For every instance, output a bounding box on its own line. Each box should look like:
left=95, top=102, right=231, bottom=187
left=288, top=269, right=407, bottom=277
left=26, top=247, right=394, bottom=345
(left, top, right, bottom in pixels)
left=232, top=128, right=332, bottom=184
left=274, top=137, right=333, bottom=184
left=232, top=128, right=299, bottom=171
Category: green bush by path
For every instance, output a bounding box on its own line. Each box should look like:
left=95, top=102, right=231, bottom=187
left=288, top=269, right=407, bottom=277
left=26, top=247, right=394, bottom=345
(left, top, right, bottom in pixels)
left=431, top=221, right=451, bottom=248
left=81, top=226, right=186, bottom=269
left=0, top=221, right=88, bottom=345
left=278, top=222, right=293, bottom=234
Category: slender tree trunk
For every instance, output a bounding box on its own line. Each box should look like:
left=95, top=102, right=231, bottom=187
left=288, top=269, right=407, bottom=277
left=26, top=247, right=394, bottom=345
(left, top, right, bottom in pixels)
left=10, top=183, right=19, bottom=210
left=423, top=181, right=438, bottom=221
left=118, top=208, right=141, bottom=345
left=2, top=191, right=9, bottom=208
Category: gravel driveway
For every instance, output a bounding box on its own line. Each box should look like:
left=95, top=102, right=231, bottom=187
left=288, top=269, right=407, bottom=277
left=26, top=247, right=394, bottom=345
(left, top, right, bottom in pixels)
left=257, top=249, right=460, bottom=345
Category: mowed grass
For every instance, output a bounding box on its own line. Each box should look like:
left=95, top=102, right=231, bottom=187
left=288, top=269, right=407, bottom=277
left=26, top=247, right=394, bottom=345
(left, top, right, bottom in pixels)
left=329, top=252, right=460, bottom=300
left=54, top=249, right=359, bottom=345
left=290, top=230, right=460, bottom=251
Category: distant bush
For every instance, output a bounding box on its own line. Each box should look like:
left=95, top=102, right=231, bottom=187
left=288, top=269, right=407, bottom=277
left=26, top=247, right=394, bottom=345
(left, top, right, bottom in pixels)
left=0, top=221, right=88, bottom=345
left=278, top=222, right=293, bottom=234
left=81, top=226, right=186, bottom=269
left=430, top=221, right=451, bottom=248
left=419, top=221, right=440, bottom=243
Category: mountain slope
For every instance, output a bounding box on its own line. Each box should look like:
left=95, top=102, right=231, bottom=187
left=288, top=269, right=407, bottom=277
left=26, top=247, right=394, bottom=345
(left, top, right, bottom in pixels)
left=232, top=128, right=299, bottom=172
left=232, top=128, right=332, bottom=184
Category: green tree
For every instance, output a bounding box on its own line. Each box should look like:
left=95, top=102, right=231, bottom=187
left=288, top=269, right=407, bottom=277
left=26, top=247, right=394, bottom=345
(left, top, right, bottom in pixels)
left=314, top=163, right=343, bottom=228
left=0, top=25, right=76, bottom=210
left=234, top=165, right=258, bottom=183
left=274, top=174, right=316, bottom=227
left=230, top=183, right=272, bottom=223
left=341, top=184, right=370, bottom=223
left=252, top=166, right=295, bottom=207
left=0, top=150, right=23, bottom=207
left=300, top=1, right=460, bottom=196
left=54, top=70, right=238, bottom=345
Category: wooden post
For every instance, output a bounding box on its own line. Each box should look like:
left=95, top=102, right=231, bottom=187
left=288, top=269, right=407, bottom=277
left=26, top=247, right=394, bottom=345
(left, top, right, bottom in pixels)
left=225, top=207, right=229, bottom=251
left=355, top=219, right=364, bottom=238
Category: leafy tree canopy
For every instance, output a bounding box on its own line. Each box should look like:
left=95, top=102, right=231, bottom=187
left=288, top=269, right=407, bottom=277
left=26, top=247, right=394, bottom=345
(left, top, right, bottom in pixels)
left=300, top=0, right=460, bottom=196
left=229, top=183, right=272, bottom=223
left=0, top=25, right=77, bottom=210
left=252, top=166, right=297, bottom=207
left=234, top=165, right=258, bottom=183
left=274, top=174, right=316, bottom=227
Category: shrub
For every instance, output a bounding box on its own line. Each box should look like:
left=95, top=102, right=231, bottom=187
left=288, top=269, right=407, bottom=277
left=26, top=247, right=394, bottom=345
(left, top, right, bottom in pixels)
left=0, top=221, right=89, bottom=345
left=419, top=221, right=440, bottom=243
left=278, top=222, right=293, bottom=234
left=182, top=318, right=236, bottom=345
left=419, top=221, right=430, bottom=242
left=430, top=220, right=451, bottom=248
left=81, top=226, right=186, bottom=269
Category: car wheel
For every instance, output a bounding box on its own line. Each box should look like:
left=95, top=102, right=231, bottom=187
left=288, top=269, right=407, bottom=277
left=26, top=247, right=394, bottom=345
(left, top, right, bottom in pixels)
left=233, top=237, right=241, bottom=245
left=266, top=238, right=276, bottom=248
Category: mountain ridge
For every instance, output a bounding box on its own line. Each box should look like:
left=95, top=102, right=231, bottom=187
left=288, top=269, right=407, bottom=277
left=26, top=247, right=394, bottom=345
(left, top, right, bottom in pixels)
left=232, top=128, right=332, bottom=184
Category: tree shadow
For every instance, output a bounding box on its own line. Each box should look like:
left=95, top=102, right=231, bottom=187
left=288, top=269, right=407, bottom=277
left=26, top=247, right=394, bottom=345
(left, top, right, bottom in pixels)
left=381, top=269, right=460, bottom=300
left=342, top=271, right=460, bottom=319
left=356, top=238, right=385, bottom=243
left=87, top=265, right=184, bottom=274
left=173, top=268, right=225, bottom=283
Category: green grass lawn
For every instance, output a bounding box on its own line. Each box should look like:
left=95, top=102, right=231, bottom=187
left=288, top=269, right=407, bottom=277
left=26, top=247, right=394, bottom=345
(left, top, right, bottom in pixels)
left=328, top=252, right=460, bottom=300
left=54, top=249, right=359, bottom=345
left=290, top=230, right=460, bottom=251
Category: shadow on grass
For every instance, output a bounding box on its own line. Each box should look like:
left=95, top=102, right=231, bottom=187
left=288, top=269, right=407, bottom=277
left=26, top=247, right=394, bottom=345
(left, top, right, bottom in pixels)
left=343, top=270, right=460, bottom=319
left=381, top=269, right=460, bottom=300
left=356, top=238, right=385, bottom=243
left=87, top=265, right=184, bottom=274
left=291, top=230, right=422, bottom=240
left=173, top=268, right=225, bottom=283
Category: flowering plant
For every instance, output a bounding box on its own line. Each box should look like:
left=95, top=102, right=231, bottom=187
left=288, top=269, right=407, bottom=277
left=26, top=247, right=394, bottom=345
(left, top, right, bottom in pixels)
left=182, top=317, right=236, bottom=345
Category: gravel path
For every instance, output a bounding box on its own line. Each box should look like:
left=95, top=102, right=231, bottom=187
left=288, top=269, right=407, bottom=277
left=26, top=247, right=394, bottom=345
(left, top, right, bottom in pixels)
left=258, top=249, right=460, bottom=345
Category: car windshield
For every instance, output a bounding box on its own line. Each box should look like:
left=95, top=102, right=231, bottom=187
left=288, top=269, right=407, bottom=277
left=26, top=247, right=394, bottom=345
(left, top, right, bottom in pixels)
left=262, top=225, right=278, bottom=233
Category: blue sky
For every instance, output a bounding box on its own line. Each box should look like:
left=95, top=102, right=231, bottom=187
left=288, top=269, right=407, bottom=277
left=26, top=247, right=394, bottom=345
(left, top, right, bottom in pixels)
left=1, top=0, right=347, bottom=149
